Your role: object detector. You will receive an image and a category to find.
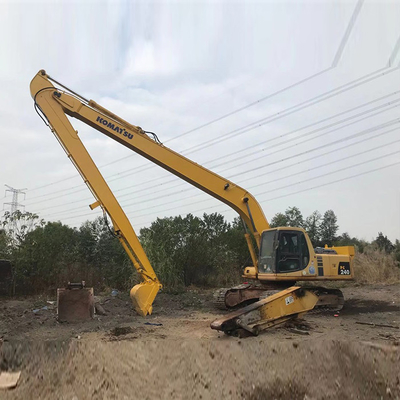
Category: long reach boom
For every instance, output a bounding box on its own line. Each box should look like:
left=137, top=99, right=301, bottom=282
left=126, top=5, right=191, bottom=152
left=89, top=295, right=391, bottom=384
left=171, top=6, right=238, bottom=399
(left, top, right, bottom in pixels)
left=30, top=70, right=270, bottom=316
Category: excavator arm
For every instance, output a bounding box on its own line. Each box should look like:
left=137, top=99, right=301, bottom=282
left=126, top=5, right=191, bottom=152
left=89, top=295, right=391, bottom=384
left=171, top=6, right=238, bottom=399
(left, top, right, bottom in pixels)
left=31, top=71, right=163, bottom=316
left=30, top=70, right=270, bottom=315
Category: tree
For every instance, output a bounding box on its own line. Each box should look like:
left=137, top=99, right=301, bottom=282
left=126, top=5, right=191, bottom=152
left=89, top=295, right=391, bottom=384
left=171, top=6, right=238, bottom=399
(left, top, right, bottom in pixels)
left=1, top=210, right=44, bottom=245
left=304, top=211, right=321, bottom=246
left=319, top=210, right=338, bottom=246
left=77, top=217, right=132, bottom=290
left=334, top=232, right=368, bottom=252
left=140, top=213, right=244, bottom=289
left=374, top=232, right=394, bottom=253
left=140, top=214, right=204, bottom=288
left=270, top=207, right=304, bottom=228
left=14, top=221, right=79, bottom=292
left=284, top=206, right=304, bottom=228
left=228, top=217, right=254, bottom=268
left=0, top=229, right=11, bottom=258
left=270, top=213, right=288, bottom=228
left=394, top=239, right=400, bottom=263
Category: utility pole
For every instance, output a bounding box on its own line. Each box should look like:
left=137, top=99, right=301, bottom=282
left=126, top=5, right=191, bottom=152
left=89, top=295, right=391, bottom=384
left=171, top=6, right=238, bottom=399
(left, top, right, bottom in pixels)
left=3, top=185, right=27, bottom=239
left=4, top=185, right=27, bottom=214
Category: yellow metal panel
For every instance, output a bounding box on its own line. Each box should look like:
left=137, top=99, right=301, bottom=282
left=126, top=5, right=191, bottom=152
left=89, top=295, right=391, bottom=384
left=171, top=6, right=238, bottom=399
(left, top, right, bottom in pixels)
left=257, top=287, right=318, bottom=325
left=30, top=72, right=161, bottom=316
left=31, top=70, right=269, bottom=241
left=332, top=246, right=356, bottom=256
left=29, top=70, right=271, bottom=315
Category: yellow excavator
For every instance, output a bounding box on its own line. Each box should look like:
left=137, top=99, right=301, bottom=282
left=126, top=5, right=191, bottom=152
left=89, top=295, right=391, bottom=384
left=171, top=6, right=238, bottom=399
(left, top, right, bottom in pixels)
left=30, top=70, right=355, bottom=335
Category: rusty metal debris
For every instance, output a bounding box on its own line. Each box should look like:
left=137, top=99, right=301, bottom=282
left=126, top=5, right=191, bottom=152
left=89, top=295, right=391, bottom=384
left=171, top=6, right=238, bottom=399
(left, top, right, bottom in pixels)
left=57, top=281, right=94, bottom=322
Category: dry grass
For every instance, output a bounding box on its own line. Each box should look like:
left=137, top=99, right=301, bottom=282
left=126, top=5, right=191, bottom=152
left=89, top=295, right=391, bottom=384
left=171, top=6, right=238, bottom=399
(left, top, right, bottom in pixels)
left=354, top=248, right=400, bottom=284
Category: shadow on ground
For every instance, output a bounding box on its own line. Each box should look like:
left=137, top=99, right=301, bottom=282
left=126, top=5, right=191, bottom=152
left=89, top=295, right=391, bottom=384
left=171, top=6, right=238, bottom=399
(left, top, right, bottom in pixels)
left=341, top=299, right=399, bottom=315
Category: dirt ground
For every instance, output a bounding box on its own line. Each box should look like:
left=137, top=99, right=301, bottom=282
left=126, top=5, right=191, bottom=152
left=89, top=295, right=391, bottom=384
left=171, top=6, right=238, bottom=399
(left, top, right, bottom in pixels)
left=0, top=284, right=399, bottom=399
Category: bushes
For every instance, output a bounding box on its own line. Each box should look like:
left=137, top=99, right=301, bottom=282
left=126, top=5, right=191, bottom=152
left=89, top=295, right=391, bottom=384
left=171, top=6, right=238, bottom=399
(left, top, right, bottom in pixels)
left=139, top=213, right=247, bottom=291
left=1, top=212, right=249, bottom=294
left=5, top=212, right=248, bottom=295
left=354, top=248, right=400, bottom=285
left=8, top=218, right=133, bottom=295
left=2, top=209, right=399, bottom=295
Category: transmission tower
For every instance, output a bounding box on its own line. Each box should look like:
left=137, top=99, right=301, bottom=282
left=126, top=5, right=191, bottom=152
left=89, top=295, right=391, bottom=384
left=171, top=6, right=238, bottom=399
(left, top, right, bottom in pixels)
left=3, top=185, right=27, bottom=240
left=4, top=185, right=27, bottom=214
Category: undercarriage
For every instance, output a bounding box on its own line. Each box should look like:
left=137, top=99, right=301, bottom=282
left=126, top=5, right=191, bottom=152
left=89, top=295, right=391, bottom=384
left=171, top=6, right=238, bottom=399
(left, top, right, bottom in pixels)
left=214, top=282, right=345, bottom=312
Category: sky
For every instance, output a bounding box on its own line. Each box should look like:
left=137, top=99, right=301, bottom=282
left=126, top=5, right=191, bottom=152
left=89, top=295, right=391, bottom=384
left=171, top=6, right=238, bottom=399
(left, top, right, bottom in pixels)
left=0, top=0, right=399, bottom=242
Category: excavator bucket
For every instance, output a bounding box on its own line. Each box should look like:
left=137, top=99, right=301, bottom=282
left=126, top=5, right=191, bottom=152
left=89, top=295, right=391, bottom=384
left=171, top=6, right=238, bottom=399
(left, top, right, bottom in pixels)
left=211, top=286, right=318, bottom=336
left=130, top=281, right=161, bottom=316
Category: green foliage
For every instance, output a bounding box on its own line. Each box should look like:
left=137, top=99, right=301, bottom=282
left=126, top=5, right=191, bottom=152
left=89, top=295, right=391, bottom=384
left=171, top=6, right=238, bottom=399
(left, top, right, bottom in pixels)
left=1, top=210, right=45, bottom=245
left=394, top=240, right=400, bottom=264
left=13, top=221, right=79, bottom=292
left=228, top=217, right=253, bottom=267
left=270, top=212, right=288, bottom=228
left=270, top=207, right=304, bottom=228
left=8, top=216, right=132, bottom=294
left=3, top=204, right=398, bottom=295
left=374, top=232, right=395, bottom=253
left=335, top=232, right=368, bottom=253
left=304, top=211, right=321, bottom=246
left=0, top=229, right=11, bottom=259
left=284, top=206, right=304, bottom=227
left=76, top=218, right=132, bottom=290
left=319, top=210, right=338, bottom=247
left=140, top=213, right=246, bottom=290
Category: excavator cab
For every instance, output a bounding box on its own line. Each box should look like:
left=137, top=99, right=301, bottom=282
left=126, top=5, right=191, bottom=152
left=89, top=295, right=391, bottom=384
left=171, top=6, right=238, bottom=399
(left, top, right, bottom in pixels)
left=258, top=228, right=311, bottom=275
left=255, top=227, right=354, bottom=282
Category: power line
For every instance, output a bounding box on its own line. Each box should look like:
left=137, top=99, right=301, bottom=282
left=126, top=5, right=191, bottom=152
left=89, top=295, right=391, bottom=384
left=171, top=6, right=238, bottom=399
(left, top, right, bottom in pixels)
left=210, top=101, right=400, bottom=175
left=46, top=141, right=400, bottom=223
left=27, top=3, right=369, bottom=195
left=251, top=137, right=400, bottom=190
left=106, top=65, right=396, bottom=188
left=39, top=128, right=400, bottom=218
left=123, top=141, right=400, bottom=215
left=193, top=91, right=400, bottom=167
left=73, top=64, right=400, bottom=186
left=119, top=126, right=400, bottom=211
left=126, top=149, right=400, bottom=220
left=388, top=33, right=400, bottom=67
left=32, top=112, right=400, bottom=218
left=98, top=92, right=400, bottom=200
left=25, top=182, right=86, bottom=202
left=332, top=0, right=364, bottom=67
left=116, top=142, right=400, bottom=216
left=257, top=149, right=400, bottom=197
left=25, top=44, right=398, bottom=219
left=181, top=66, right=399, bottom=156
left=162, top=0, right=363, bottom=144
left=25, top=67, right=400, bottom=206
left=26, top=186, right=91, bottom=207
left=135, top=160, right=400, bottom=228
left=264, top=161, right=400, bottom=202
left=220, top=112, right=400, bottom=178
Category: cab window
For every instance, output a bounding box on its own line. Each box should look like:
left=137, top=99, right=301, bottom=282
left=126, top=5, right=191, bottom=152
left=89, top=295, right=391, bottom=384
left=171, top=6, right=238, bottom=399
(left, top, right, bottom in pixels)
left=259, top=230, right=277, bottom=273
left=276, top=231, right=309, bottom=273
